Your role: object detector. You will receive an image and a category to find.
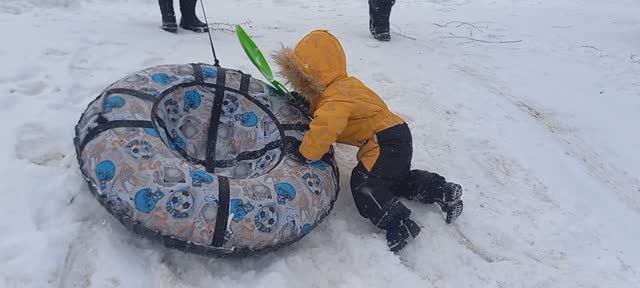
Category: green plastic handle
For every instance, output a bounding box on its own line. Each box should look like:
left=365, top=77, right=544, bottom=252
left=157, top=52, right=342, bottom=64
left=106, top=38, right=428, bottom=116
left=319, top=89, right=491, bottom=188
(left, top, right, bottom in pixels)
left=236, top=25, right=290, bottom=97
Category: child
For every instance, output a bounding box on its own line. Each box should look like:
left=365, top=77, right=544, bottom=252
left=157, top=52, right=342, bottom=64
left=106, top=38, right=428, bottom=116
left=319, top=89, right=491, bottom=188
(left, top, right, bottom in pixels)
left=275, top=30, right=463, bottom=252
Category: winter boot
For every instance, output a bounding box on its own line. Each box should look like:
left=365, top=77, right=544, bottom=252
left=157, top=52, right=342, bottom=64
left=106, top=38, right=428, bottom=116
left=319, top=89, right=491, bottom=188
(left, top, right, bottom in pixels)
left=406, top=170, right=464, bottom=223
left=368, top=0, right=395, bottom=41
left=159, top=0, right=178, bottom=33
left=179, top=0, right=209, bottom=33
left=386, top=218, right=421, bottom=253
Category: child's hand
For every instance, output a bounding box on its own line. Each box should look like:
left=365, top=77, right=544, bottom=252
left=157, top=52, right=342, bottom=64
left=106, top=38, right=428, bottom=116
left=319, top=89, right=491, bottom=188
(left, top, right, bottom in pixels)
left=282, top=136, right=309, bottom=163
left=288, top=91, right=310, bottom=112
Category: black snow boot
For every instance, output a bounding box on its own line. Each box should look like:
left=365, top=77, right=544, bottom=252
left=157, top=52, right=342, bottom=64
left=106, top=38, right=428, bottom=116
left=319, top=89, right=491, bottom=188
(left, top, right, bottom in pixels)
left=386, top=218, right=421, bottom=253
left=406, top=170, right=464, bottom=224
left=368, top=0, right=395, bottom=41
left=179, top=0, right=209, bottom=33
left=159, top=0, right=178, bottom=33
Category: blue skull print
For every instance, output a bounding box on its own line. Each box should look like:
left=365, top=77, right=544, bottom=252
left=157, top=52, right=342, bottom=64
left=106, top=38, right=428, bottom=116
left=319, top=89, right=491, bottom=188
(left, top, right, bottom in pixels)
left=302, top=172, right=322, bottom=195
left=165, top=190, right=195, bottom=218
left=190, top=169, right=214, bottom=187
left=151, top=73, right=177, bottom=85
left=103, top=95, right=125, bottom=112
left=144, top=127, right=160, bottom=137
left=134, top=188, right=165, bottom=213
left=202, top=67, right=217, bottom=79
left=95, top=160, right=115, bottom=190
left=235, top=112, right=258, bottom=127
left=169, top=129, right=187, bottom=151
left=300, top=223, right=312, bottom=235
left=229, top=199, right=255, bottom=222
left=255, top=206, right=278, bottom=233
left=183, top=90, right=202, bottom=112
left=274, top=183, right=296, bottom=204
left=311, top=160, right=330, bottom=171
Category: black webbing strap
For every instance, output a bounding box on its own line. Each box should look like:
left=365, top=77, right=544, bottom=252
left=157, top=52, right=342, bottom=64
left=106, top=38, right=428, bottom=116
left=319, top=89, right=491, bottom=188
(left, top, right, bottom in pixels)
left=104, top=88, right=155, bottom=102
left=239, top=73, right=251, bottom=95
left=212, top=138, right=284, bottom=167
left=205, top=68, right=226, bottom=173
left=281, top=123, right=309, bottom=131
left=79, top=120, right=153, bottom=152
left=211, top=176, right=230, bottom=247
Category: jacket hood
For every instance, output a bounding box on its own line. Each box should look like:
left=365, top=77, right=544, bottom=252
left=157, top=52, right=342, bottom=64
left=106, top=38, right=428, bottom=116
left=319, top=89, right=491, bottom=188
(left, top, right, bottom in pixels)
left=274, top=30, right=347, bottom=100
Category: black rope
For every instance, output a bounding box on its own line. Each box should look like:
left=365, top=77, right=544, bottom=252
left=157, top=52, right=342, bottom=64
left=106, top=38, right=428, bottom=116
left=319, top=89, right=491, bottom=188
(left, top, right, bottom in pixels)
left=199, top=0, right=220, bottom=67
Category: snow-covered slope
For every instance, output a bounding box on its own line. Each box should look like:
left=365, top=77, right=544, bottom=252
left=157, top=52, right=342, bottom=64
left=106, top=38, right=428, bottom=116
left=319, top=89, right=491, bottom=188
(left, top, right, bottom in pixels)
left=1, top=0, right=639, bottom=287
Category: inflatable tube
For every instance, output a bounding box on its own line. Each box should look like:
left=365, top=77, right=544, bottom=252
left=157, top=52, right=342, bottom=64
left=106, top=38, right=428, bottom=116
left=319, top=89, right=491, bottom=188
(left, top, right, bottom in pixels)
left=74, top=64, right=339, bottom=256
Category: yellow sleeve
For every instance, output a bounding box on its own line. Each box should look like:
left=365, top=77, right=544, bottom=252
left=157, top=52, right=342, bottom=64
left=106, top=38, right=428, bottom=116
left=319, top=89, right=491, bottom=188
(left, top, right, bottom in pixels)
left=299, top=100, right=351, bottom=160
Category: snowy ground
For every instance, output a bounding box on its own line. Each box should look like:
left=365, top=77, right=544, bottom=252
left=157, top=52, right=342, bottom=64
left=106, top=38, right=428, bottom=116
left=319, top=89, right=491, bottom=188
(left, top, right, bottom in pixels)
left=1, top=0, right=640, bottom=287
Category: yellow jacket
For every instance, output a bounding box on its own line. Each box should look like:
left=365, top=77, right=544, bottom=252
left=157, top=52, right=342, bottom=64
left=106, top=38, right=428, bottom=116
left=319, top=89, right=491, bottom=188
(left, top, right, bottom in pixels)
left=274, top=30, right=405, bottom=171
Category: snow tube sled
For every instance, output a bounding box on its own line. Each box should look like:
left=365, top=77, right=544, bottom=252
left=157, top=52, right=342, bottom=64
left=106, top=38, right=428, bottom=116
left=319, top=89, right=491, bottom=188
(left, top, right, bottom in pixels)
left=74, top=64, right=339, bottom=256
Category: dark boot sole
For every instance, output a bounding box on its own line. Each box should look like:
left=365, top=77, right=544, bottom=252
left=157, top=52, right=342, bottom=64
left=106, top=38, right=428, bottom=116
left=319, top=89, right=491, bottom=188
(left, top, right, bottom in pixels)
left=162, top=24, right=178, bottom=33
left=373, top=32, right=391, bottom=42
left=180, top=24, right=209, bottom=33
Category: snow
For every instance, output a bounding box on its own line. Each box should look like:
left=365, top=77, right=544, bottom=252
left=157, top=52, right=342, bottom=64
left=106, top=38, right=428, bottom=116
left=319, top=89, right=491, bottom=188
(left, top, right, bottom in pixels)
left=1, top=0, right=639, bottom=287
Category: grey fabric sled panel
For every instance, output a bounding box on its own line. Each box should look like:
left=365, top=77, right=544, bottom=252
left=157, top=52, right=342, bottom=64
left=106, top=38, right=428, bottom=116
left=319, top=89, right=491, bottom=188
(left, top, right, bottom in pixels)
left=213, top=90, right=283, bottom=163
left=104, top=64, right=199, bottom=98
left=222, top=155, right=338, bottom=250
left=80, top=127, right=220, bottom=246
left=152, top=82, right=219, bottom=164
left=78, top=120, right=154, bottom=152
left=97, top=93, right=154, bottom=123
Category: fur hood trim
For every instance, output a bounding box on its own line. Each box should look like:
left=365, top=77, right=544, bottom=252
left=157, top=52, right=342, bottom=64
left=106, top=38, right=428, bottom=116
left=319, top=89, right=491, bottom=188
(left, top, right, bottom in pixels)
left=273, top=46, right=325, bottom=101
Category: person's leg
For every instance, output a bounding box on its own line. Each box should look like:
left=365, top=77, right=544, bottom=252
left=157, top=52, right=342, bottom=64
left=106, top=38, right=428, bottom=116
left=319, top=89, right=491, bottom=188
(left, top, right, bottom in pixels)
left=368, top=0, right=396, bottom=41
left=351, top=163, right=402, bottom=228
left=381, top=123, right=464, bottom=223
left=406, top=170, right=463, bottom=223
left=350, top=163, right=420, bottom=252
left=179, top=0, right=209, bottom=33
left=158, top=0, right=178, bottom=33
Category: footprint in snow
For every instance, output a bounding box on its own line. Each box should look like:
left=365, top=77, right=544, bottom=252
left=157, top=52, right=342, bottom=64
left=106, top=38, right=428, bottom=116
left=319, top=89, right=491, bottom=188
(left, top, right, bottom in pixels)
left=15, top=122, right=66, bottom=167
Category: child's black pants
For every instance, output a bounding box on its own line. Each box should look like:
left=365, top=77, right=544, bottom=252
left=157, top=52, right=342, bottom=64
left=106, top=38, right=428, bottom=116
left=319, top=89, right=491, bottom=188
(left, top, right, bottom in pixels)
left=350, top=123, right=444, bottom=229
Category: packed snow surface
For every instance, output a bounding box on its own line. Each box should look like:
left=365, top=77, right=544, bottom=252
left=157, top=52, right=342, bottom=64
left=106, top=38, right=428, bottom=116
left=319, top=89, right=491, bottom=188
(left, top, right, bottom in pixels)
left=1, top=0, right=639, bottom=287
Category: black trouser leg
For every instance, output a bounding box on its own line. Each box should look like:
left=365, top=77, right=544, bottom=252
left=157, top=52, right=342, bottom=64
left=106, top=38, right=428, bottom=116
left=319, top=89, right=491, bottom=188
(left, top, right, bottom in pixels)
left=399, top=170, right=446, bottom=201
left=179, top=0, right=195, bottom=21
left=179, top=0, right=209, bottom=32
left=158, top=0, right=177, bottom=33
left=368, top=0, right=396, bottom=34
left=350, top=123, right=413, bottom=229
left=351, top=163, right=411, bottom=230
